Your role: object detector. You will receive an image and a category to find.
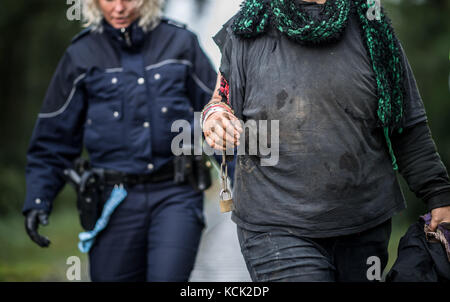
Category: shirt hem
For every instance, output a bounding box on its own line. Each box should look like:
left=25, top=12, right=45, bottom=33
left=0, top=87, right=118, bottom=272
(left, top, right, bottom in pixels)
left=231, top=201, right=406, bottom=238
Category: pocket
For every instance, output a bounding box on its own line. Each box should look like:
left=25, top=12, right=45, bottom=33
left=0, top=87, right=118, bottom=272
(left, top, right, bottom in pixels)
left=84, top=70, right=122, bottom=101
left=240, top=228, right=268, bottom=245
left=84, top=101, right=124, bottom=153
left=160, top=97, right=194, bottom=120
left=238, top=228, right=277, bottom=261
left=149, top=63, right=189, bottom=97
left=83, top=99, right=124, bottom=155
left=148, top=63, right=193, bottom=154
left=83, top=71, right=125, bottom=150
left=152, top=96, right=194, bottom=154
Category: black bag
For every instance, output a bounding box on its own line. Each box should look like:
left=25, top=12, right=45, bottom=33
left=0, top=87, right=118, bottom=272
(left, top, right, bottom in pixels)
left=386, top=219, right=450, bottom=282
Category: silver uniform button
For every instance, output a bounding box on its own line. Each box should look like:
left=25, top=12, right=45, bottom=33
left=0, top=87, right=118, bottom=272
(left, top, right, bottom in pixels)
left=147, top=163, right=154, bottom=170
left=113, top=111, right=120, bottom=118
left=154, top=73, right=161, bottom=80
left=111, top=77, right=118, bottom=84
left=137, top=77, right=145, bottom=85
left=161, top=107, right=168, bottom=113
left=35, top=198, right=41, bottom=205
left=143, top=122, right=150, bottom=128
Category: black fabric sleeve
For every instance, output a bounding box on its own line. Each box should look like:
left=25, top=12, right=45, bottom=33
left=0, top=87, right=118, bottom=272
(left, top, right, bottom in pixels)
left=392, top=120, right=450, bottom=211
left=398, top=43, right=428, bottom=128
left=213, top=18, right=234, bottom=81
left=212, top=16, right=246, bottom=121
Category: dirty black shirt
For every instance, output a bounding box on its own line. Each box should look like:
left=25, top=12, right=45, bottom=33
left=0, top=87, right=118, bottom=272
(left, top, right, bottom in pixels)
left=213, top=3, right=444, bottom=237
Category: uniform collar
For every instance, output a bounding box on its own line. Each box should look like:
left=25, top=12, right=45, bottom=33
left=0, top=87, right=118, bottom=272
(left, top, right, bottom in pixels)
left=102, top=18, right=146, bottom=50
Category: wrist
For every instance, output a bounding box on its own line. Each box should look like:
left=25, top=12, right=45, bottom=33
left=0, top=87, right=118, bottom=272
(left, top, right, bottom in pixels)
left=201, top=107, right=229, bottom=130
left=200, top=102, right=234, bottom=130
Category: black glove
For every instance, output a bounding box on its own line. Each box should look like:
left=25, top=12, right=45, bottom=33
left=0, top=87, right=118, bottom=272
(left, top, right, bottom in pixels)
left=25, top=209, right=51, bottom=247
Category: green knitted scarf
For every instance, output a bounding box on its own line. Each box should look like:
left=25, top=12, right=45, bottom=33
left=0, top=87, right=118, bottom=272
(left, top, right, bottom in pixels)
left=232, top=0, right=405, bottom=171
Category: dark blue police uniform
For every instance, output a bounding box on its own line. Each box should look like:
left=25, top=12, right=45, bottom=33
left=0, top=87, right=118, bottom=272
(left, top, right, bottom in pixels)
left=23, top=18, right=217, bottom=281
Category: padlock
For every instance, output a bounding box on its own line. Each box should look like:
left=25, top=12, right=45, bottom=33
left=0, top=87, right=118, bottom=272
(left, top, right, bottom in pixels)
left=219, top=189, right=234, bottom=213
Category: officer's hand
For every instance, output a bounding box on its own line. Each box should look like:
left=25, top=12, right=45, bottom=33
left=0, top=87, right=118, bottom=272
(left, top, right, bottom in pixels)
left=25, top=209, right=51, bottom=247
left=204, top=111, right=243, bottom=151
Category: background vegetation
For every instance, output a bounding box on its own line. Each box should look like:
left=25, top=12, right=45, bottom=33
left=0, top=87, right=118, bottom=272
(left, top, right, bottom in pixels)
left=0, top=0, right=449, bottom=281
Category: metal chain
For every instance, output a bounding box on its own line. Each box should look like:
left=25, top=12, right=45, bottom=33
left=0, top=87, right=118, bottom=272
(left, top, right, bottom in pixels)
left=219, top=154, right=231, bottom=201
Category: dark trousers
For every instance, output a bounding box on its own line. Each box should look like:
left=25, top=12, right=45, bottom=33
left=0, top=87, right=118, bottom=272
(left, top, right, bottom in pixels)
left=88, top=180, right=205, bottom=282
left=237, top=219, right=392, bottom=282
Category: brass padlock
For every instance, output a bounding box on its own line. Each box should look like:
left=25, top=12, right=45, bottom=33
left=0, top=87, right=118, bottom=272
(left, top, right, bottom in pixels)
left=219, top=189, right=234, bottom=213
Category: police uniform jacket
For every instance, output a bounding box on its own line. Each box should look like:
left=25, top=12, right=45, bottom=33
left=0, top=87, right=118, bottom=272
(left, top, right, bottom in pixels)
left=23, top=18, right=217, bottom=214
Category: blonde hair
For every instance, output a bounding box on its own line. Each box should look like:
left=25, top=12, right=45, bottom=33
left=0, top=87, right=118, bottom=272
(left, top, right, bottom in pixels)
left=82, top=0, right=165, bottom=32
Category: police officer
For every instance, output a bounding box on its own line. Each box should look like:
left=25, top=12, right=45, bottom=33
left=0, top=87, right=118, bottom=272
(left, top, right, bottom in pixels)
left=23, top=0, right=218, bottom=282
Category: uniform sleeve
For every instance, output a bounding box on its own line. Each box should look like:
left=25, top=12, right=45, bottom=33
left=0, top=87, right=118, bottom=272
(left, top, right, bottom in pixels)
left=186, top=34, right=217, bottom=111
left=399, top=43, right=428, bottom=128
left=392, top=120, right=450, bottom=211
left=23, top=50, right=87, bottom=215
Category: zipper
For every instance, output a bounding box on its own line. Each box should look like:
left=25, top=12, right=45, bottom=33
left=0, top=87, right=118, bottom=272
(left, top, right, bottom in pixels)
left=120, top=27, right=132, bottom=47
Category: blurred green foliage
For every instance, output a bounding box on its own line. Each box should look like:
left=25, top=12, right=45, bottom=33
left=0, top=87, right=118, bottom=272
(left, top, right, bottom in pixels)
left=385, top=0, right=450, bottom=222
left=0, top=0, right=81, bottom=216
left=0, top=0, right=449, bottom=281
left=0, top=198, right=90, bottom=281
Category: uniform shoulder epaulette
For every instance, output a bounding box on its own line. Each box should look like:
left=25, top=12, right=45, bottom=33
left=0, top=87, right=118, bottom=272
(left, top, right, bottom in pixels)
left=71, top=27, right=92, bottom=44
left=161, top=17, right=187, bottom=29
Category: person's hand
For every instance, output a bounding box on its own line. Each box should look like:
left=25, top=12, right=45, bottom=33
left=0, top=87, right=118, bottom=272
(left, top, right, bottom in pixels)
left=203, top=110, right=243, bottom=151
left=25, top=209, right=51, bottom=247
left=430, top=205, right=450, bottom=232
